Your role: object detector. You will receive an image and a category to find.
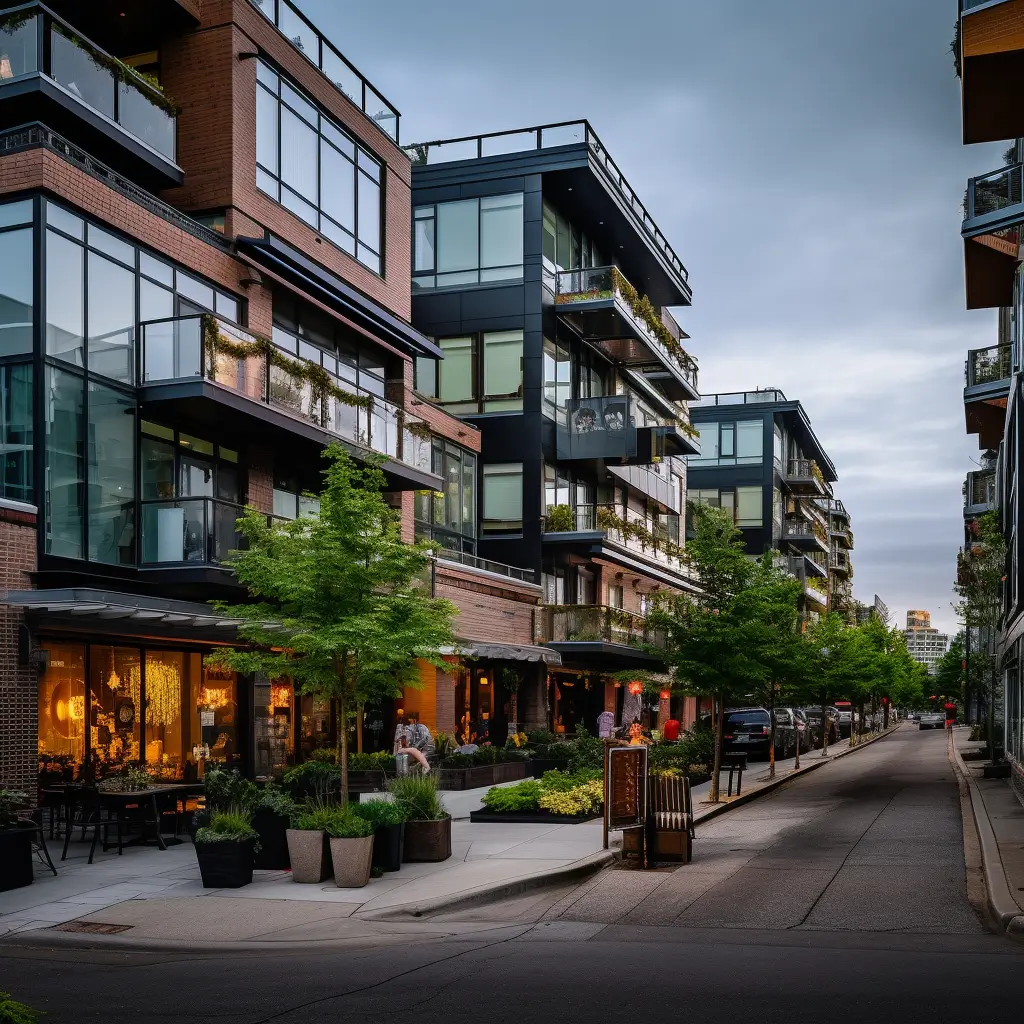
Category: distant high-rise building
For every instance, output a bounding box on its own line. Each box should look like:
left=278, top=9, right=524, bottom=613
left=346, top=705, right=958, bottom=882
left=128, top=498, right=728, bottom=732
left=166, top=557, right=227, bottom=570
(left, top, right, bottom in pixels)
left=855, top=595, right=890, bottom=627
left=904, top=610, right=949, bottom=676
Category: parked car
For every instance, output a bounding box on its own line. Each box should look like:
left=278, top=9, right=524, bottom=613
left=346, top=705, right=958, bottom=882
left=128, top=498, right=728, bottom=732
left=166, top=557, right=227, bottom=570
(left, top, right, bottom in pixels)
left=799, top=707, right=840, bottom=747
left=778, top=707, right=814, bottom=754
left=708, top=708, right=797, bottom=762
left=832, top=705, right=853, bottom=739
left=918, top=712, right=946, bottom=730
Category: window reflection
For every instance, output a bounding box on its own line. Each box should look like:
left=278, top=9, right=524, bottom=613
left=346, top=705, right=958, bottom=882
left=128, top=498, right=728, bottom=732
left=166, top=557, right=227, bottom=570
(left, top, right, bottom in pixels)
left=38, top=643, right=87, bottom=777
left=254, top=676, right=296, bottom=779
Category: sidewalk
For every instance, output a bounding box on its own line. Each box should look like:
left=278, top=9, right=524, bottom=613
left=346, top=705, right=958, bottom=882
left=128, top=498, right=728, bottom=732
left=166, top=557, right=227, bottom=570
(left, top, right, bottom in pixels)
left=950, top=730, right=1024, bottom=935
left=0, top=728, right=898, bottom=947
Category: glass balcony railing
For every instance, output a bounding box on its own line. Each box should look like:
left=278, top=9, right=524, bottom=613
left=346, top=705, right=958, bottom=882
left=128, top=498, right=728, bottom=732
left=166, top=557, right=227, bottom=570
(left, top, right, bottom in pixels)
left=965, top=469, right=997, bottom=511
left=247, top=0, right=398, bottom=141
left=782, top=517, right=829, bottom=547
left=0, top=4, right=178, bottom=162
left=534, top=605, right=665, bottom=651
left=140, top=498, right=282, bottom=566
left=965, top=163, right=1023, bottom=224
left=555, top=266, right=698, bottom=393
left=691, top=389, right=786, bottom=408
left=140, top=315, right=425, bottom=470
left=966, top=343, right=1013, bottom=387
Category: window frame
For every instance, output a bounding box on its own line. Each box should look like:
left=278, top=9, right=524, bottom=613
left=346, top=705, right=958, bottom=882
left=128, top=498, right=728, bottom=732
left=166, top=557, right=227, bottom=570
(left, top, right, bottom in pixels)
left=482, top=462, right=524, bottom=535
left=426, top=331, right=524, bottom=414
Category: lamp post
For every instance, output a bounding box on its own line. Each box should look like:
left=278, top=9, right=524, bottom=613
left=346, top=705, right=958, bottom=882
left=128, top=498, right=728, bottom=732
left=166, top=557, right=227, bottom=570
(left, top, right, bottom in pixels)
left=820, top=647, right=830, bottom=757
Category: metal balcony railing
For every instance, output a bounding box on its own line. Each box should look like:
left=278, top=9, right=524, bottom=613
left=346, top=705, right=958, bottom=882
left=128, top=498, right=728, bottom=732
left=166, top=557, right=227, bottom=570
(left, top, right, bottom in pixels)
left=966, top=470, right=998, bottom=510
left=965, top=163, right=1023, bottom=223
left=783, top=517, right=829, bottom=546
left=246, top=0, right=398, bottom=141
left=534, top=604, right=665, bottom=650
left=966, top=344, right=1013, bottom=387
left=140, top=498, right=282, bottom=566
left=0, top=4, right=178, bottom=161
left=691, top=389, right=786, bottom=408
left=141, top=315, right=423, bottom=469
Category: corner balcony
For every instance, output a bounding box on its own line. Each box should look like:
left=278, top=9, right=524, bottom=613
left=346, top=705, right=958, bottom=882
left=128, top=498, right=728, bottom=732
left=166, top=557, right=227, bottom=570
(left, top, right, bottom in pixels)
left=965, top=343, right=1013, bottom=448
left=533, top=604, right=666, bottom=668
left=965, top=468, right=998, bottom=517
left=782, top=459, right=828, bottom=497
left=829, top=550, right=853, bottom=577
left=556, top=394, right=698, bottom=464
left=959, top=0, right=1024, bottom=144
left=781, top=516, right=829, bottom=554
left=555, top=267, right=699, bottom=401
left=139, top=315, right=441, bottom=492
left=963, top=163, right=1023, bottom=309
left=607, top=462, right=682, bottom=514
left=0, top=4, right=182, bottom=187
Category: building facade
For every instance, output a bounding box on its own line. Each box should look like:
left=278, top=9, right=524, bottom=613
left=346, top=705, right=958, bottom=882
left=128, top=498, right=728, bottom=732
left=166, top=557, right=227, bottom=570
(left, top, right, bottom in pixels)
left=687, top=389, right=852, bottom=623
left=902, top=611, right=949, bottom=677
left=406, top=121, right=702, bottom=735
left=0, top=0, right=554, bottom=794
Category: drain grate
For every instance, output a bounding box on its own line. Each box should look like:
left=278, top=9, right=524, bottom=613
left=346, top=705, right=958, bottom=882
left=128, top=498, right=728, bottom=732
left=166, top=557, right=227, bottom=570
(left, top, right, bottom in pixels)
left=54, top=921, right=133, bottom=935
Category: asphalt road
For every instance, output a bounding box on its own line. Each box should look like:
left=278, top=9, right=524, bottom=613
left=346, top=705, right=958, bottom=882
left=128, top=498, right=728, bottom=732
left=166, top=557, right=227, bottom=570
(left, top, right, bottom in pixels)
left=1, top=727, right=1021, bottom=1024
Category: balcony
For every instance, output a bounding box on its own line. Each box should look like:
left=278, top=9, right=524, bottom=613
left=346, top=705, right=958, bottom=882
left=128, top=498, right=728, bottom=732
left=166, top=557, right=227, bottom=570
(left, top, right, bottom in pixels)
left=965, top=469, right=998, bottom=517
left=783, top=459, right=828, bottom=497
left=555, top=267, right=698, bottom=401
left=140, top=498, right=281, bottom=568
left=246, top=0, right=398, bottom=142
left=0, top=4, right=182, bottom=186
left=139, top=315, right=440, bottom=490
left=959, top=0, right=1024, bottom=144
left=781, top=516, right=829, bottom=554
left=829, top=550, right=853, bottom=577
left=607, top=462, right=682, bottom=514
left=533, top=605, right=666, bottom=660
left=963, top=164, right=1023, bottom=309
left=965, top=343, right=1013, bottom=448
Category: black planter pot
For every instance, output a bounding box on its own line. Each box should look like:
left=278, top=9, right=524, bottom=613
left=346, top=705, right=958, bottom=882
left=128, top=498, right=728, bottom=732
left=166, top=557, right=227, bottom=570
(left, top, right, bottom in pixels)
left=0, top=822, right=35, bottom=892
left=194, top=839, right=255, bottom=888
left=252, top=809, right=291, bottom=871
left=371, top=822, right=404, bottom=872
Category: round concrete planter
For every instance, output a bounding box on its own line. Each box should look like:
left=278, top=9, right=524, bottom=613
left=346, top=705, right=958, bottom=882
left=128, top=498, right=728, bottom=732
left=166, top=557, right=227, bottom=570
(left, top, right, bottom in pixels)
left=329, top=835, right=374, bottom=888
left=285, top=829, right=330, bottom=883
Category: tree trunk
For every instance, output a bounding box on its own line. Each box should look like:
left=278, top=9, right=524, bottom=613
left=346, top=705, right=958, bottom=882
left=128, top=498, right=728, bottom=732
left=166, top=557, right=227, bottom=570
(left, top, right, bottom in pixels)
left=883, top=700, right=889, bottom=731
left=768, top=686, right=777, bottom=779
left=339, top=686, right=350, bottom=806
left=710, top=692, right=724, bottom=803
left=357, top=700, right=364, bottom=754
left=987, top=654, right=997, bottom=763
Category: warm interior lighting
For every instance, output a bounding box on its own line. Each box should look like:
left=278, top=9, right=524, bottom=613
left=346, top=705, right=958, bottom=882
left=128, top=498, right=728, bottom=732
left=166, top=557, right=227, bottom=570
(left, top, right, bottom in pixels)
left=269, top=682, right=291, bottom=710
left=479, top=677, right=489, bottom=686
left=199, top=686, right=229, bottom=710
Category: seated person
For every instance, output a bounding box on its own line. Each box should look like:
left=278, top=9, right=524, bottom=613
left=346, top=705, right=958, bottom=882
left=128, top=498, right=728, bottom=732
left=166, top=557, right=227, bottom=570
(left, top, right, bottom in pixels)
left=393, top=715, right=431, bottom=774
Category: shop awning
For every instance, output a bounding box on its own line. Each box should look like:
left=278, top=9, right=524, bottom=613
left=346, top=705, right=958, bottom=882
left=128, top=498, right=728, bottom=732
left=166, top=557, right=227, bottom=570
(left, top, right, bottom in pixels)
left=442, top=642, right=562, bottom=666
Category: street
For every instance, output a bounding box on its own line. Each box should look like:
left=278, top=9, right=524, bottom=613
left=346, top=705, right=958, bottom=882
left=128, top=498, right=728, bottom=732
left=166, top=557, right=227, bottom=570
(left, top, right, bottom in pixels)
left=1, top=728, right=1021, bottom=1023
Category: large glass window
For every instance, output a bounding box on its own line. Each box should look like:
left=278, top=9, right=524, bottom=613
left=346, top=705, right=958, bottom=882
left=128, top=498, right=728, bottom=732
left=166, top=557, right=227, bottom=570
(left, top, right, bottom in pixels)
left=88, top=253, right=136, bottom=383
left=0, top=364, right=32, bottom=504
left=414, top=440, right=476, bottom=553
left=46, top=230, right=85, bottom=367
left=482, top=463, right=523, bottom=535
left=0, top=219, right=32, bottom=356
left=438, top=336, right=475, bottom=410
left=736, top=486, right=763, bottom=528
left=483, top=331, right=523, bottom=411
left=413, top=194, right=524, bottom=290
left=45, top=366, right=85, bottom=559
left=90, top=646, right=142, bottom=775
left=256, top=61, right=383, bottom=274
left=433, top=332, right=523, bottom=413
left=690, top=419, right=764, bottom=467
left=88, top=382, right=136, bottom=565
left=38, top=643, right=87, bottom=777
left=543, top=338, right=571, bottom=423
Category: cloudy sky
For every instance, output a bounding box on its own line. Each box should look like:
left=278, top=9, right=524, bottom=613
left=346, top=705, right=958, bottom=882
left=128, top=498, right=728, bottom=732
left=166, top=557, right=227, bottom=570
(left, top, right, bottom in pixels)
left=307, top=0, right=997, bottom=635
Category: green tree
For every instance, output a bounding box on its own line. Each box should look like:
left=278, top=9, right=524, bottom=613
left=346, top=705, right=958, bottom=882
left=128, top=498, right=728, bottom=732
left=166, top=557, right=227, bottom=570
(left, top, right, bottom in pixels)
left=651, top=504, right=803, bottom=799
left=205, top=444, right=458, bottom=801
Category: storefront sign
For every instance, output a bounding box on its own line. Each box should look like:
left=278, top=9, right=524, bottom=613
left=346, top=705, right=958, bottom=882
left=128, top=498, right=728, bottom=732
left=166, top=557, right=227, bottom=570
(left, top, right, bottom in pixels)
left=607, top=745, right=647, bottom=831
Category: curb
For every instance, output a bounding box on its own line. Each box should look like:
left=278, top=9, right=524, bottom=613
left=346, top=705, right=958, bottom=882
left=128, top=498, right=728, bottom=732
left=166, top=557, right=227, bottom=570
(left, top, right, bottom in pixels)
left=693, top=724, right=902, bottom=826
left=948, top=734, right=1024, bottom=938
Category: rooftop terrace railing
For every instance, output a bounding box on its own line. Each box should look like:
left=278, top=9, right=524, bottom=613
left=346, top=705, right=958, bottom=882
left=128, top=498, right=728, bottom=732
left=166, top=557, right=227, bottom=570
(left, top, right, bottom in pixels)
left=691, top=389, right=787, bottom=407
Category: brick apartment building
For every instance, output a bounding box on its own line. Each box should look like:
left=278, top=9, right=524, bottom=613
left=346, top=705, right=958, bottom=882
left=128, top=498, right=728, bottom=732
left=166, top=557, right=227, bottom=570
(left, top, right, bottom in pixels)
left=0, top=0, right=556, bottom=794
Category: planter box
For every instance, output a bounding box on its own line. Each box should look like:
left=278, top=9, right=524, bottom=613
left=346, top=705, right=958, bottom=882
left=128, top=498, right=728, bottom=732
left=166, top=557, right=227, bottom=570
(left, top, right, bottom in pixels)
left=329, top=835, right=374, bottom=888
left=469, top=808, right=600, bottom=825
left=346, top=770, right=387, bottom=794
left=371, top=822, right=404, bottom=873
left=622, top=827, right=691, bottom=864
left=0, top=822, right=35, bottom=892
left=286, top=828, right=330, bottom=883
left=252, top=809, right=291, bottom=871
left=439, top=761, right=527, bottom=791
left=403, top=816, right=452, bottom=863
left=194, top=839, right=255, bottom=888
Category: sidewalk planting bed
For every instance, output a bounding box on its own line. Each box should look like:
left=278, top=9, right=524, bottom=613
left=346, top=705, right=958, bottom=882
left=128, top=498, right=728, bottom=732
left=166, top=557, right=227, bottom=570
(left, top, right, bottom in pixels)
left=469, top=770, right=604, bottom=824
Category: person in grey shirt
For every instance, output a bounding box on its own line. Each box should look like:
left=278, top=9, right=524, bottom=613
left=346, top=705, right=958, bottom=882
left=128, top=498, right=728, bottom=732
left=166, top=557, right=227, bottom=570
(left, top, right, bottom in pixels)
left=393, top=714, right=433, bottom=773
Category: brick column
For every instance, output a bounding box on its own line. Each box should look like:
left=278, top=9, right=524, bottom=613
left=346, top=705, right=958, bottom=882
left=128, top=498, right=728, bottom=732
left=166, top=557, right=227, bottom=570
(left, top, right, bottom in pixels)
left=246, top=446, right=274, bottom=513
left=658, top=694, right=671, bottom=730
left=435, top=664, right=456, bottom=736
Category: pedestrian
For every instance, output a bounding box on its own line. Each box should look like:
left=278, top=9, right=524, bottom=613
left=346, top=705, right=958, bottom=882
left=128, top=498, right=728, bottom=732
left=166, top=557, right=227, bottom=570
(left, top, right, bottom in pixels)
left=393, top=714, right=432, bottom=774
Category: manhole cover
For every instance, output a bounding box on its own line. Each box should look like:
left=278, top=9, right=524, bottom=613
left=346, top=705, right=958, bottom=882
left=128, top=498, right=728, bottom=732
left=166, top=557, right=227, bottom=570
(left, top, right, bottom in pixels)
left=54, top=921, right=133, bottom=935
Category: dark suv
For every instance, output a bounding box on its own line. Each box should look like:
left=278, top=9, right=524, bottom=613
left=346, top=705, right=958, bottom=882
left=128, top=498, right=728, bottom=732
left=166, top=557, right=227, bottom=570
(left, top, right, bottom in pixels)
left=713, top=708, right=797, bottom=761
left=799, top=707, right=840, bottom=747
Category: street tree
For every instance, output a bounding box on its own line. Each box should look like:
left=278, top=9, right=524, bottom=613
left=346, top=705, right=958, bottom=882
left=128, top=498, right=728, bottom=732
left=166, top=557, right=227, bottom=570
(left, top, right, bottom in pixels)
left=205, top=444, right=458, bottom=801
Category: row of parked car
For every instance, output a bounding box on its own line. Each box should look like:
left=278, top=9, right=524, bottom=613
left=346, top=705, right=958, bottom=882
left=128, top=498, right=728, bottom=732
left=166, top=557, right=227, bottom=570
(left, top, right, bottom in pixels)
left=710, top=706, right=857, bottom=761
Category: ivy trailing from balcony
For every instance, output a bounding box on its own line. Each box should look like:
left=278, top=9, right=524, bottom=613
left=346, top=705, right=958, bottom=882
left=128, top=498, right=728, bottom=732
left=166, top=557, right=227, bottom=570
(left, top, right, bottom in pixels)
left=51, top=20, right=183, bottom=118
left=201, top=314, right=372, bottom=412
left=595, top=505, right=687, bottom=563
left=0, top=10, right=34, bottom=34
left=807, top=576, right=829, bottom=596
left=610, top=268, right=698, bottom=377
left=809, top=460, right=826, bottom=489
left=401, top=418, right=433, bottom=441
left=679, top=419, right=700, bottom=441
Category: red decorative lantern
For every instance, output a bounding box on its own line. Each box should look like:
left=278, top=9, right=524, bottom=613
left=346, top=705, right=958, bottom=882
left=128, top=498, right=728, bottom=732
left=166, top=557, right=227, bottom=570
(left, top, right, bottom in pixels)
left=659, top=690, right=671, bottom=701
left=627, top=681, right=643, bottom=696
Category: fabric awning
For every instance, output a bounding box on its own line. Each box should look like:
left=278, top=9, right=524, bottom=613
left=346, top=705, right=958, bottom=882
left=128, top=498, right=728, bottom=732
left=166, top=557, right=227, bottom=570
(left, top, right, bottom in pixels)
left=441, top=642, right=562, bottom=666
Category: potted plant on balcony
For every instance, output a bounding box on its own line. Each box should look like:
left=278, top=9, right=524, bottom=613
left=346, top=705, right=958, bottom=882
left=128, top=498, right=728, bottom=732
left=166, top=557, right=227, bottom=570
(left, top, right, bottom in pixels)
left=0, top=790, right=33, bottom=893
left=390, top=776, right=451, bottom=863
left=193, top=808, right=260, bottom=889
left=325, top=808, right=376, bottom=888
left=286, top=803, right=334, bottom=883
left=352, top=799, right=407, bottom=873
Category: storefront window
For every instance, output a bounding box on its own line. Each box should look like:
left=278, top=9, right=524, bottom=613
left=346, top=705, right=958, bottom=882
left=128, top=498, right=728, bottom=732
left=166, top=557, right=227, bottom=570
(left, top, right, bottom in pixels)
left=38, top=643, right=87, bottom=777
left=45, top=365, right=85, bottom=558
left=87, top=382, right=136, bottom=565
left=254, top=676, right=295, bottom=779
left=300, top=695, right=332, bottom=760
left=89, top=646, right=142, bottom=777
left=196, top=663, right=240, bottom=774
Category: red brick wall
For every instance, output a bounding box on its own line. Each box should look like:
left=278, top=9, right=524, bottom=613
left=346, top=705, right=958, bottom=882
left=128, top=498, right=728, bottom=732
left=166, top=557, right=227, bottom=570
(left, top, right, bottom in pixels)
left=434, top=562, right=540, bottom=644
left=0, top=507, right=38, bottom=796
left=246, top=446, right=274, bottom=512
left=435, top=666, right=456, bottom=736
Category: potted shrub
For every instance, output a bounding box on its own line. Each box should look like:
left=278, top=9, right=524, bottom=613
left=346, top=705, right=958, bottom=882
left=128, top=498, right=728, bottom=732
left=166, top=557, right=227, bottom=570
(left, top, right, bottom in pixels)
left=286, top=804, right=334, bottom=883
left=390, top=776, right=451, bottom=863
left=252, top=785, right=297, bottom=871
left=0, top=790, right=33, bottom=893
left=193, top=808, right=259, bottom=888
left=282, top=758, right=341, bottom=802
left=353, top=799, right=406, bottom=873
left=325, top=808, right=375, bottom=888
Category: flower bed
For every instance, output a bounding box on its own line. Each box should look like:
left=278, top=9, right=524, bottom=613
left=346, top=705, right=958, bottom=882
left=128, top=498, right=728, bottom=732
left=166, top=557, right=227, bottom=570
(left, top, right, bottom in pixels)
left=468, top=770, right=604, bottom=824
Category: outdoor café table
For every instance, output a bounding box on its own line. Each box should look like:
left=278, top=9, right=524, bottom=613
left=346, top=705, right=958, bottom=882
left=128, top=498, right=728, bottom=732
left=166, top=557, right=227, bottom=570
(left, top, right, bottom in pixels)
left=96, top=785, right=193, bottom=856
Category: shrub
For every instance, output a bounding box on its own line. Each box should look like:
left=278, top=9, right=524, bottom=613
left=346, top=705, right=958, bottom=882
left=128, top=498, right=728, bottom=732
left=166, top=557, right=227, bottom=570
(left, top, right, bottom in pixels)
left=565, top=733, right=603, bottom=773
left=538, top=780, right=604, bottom=816
left=0, top=791, right=27, bottom=829
left=540, top=769, right=601, bottom=792
left=293, top=802, right=341, bottom=832
left=526, top=729, right=556, bottom=746
left=322, top=808, right=374, bottom=840
left=482, top=780, right=542, bottom=813
left=389, top=775, right=447, bottom=821
left=0, top=993, right=40, bottom=1024
left=532, top=743, right=572, bottom=763
left=254, top=783, right=297, bottom=818
left=194, top=808, right=259, bottom=848
left=348, top=751, right=397, bottom=772
left=433, top=732, right=457, bottom=759
left=352, top=799, right=406, bottom=827
left=203, top=766, right=258, bottom=813
left=282, top=759, right=341, bottom=798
